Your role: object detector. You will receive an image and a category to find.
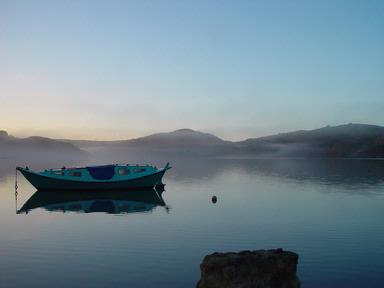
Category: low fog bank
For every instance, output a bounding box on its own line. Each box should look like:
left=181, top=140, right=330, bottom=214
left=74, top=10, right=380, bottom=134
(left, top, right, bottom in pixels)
left=1, top=137, right=384, bottom=190
left=1, top=124, right=384, bottom=186
left=2, top=149, right=384, bottom=191
left=77, top=147, right=384, bottom=188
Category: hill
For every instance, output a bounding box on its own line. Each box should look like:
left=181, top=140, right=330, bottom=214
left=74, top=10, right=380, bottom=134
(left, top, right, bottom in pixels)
left=119, top=128, right=227, bottom=147
left=237, top=124, right=384, bottom=157
left=0, top=130, right=87, bottom=160
left=15, top=123, right=384, bottom=159
left=101, top=124, right=384, bottom=158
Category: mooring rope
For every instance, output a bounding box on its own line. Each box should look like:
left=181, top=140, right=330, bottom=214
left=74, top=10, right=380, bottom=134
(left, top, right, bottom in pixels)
left=15, top=168, right=18, bottom=191
left=15, top=168, right=18, bottom=213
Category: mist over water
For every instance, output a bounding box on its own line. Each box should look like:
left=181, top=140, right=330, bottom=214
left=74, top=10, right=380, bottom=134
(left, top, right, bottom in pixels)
left=0, top=151, right=384, bottom=287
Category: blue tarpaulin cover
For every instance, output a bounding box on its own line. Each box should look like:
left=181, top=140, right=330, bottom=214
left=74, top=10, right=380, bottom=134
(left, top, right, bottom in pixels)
left=87, top=165, right=115, bottom=180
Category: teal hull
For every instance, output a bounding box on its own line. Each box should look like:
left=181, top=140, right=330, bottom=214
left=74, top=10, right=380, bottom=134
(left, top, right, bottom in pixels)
left=18, top=168, right=166, bottom=191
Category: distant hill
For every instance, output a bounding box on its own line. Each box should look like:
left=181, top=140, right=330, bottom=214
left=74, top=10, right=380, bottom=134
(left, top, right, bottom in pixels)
left=247, top=124, right=384, bottom=143
left=9, top=124, right=384, bottom=159
left=0, top=130, right=10, bottom=140
left=236, top=124, right=384, bottom=158
left=108, top=128, right=232, bottom=156
left=118, top=128, right=228, bottom=148
left=63, top=129, right=233, bottom=157
left=61, top=124, right=384, bottom=158
left=64, top=129, right=227, bottom=148
left=0, top=130, right=86, bottom=159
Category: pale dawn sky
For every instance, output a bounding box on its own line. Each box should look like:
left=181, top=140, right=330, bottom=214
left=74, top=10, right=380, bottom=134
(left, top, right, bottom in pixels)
left=1, top=0, right=383, bottom=140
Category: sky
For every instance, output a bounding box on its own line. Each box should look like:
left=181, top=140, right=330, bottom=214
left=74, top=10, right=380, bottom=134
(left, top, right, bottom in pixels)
left=1, top=0, right=383, bottom=141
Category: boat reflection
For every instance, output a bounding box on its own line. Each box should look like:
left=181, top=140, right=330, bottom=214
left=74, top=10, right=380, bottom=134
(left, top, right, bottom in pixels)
left=17, top=186, right=167, bottom=215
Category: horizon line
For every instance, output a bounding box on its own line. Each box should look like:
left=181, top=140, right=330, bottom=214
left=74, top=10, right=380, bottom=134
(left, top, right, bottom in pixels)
left=2, top=122, right=383, bottom=143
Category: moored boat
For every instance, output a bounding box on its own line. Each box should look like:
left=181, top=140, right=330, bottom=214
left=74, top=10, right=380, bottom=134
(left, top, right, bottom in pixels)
left=16, top=163, right=171, bottom=191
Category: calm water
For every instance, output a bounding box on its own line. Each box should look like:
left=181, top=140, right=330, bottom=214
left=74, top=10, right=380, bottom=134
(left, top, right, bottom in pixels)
left=1, top=157, right=384, bottom=287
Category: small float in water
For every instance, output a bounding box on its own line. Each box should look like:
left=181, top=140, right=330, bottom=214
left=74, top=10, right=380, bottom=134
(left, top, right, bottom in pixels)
left=16, top=163, right=171, bottom=191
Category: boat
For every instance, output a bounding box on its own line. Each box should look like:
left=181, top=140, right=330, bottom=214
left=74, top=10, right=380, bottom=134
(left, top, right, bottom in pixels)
left=16, top=163, right=171, bottom=191
left=17, top=188, right=167, bottom=215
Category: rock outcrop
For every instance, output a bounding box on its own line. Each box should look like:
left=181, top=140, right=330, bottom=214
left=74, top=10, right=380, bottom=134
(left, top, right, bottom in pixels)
left=196, top=248, right=300, bottom=288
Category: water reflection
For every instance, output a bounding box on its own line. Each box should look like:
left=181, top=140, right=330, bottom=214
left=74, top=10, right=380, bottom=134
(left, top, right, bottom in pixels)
left=17, top=187, right=167, bottom=215
left=1, top=157, right=384, bottom=288
left=225, top=158, right=384, bottom=189
left=87, top=154, right=384, bottom=186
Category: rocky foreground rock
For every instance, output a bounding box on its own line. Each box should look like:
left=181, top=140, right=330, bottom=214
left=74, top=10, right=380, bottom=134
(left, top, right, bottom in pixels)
left=196, top=249, right=300, bottom=288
